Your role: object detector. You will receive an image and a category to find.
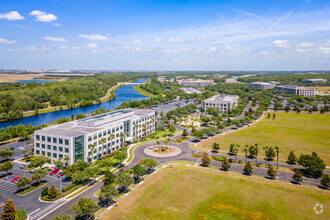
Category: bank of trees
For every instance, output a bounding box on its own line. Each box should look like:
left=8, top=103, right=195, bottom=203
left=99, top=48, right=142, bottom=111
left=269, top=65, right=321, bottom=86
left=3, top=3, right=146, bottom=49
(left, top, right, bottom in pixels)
left=0, top=123, right=46, bottom=143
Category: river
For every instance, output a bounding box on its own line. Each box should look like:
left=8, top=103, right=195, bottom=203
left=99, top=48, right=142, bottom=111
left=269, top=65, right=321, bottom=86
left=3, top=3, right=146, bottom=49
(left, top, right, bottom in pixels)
left=0, top=78, right=150, bottom=129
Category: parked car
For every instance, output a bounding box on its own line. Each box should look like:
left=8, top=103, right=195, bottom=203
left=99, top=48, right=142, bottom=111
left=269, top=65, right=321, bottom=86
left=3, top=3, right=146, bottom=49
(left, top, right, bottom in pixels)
left=57, top=172, right=64, bottom=177
left=11, top=176, right=20, bottom=182
left=4, top=174, right=14, bottom=180
left=50, top=168, right=60, bottom=175
left=20, top=164, right=27, bottom=169
left=10, top=147, right=15, bottom=150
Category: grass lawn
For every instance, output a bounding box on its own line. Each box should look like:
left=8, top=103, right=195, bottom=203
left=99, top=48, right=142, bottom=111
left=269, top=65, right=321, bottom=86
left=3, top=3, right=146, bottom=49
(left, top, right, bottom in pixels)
left=198, top=112, right=330, bottom=165
left=133, top=86, right=156, bottom=97
left=102, top=165, right=329, bottom=220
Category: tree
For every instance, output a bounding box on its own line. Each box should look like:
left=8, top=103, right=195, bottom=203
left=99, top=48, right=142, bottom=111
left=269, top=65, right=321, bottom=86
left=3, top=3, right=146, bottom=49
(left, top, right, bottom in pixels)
left=272, top=113, right=276, bottom=119
left=212, top=143, right=220, bottom=152
left=221, top=157, right=231, bottom=171
left=266, top=147, right=275, bottom=160
left=242, top=145, right=248, bottom=163
left=267, top=165, right=277, bottom=179
left=191, top=126, right=196, bottom=133
left=201, top=152, right=210, bottom=167
left=1, top=199, right=16, bottom=220
left=274, top=146, right=280, bottom=170
left=168, top=125, right=176, bottom=133
left=292, top=169, right=302, bottom=184
left=119, top=132, right=126, bottom=148
left=115, top=172, right=134, bottom=192
left=30, top=155, right=50, bottom=169
left=263, top=146, right=268, bottom=167
left=72, top=197, right=99, bottom=218
left=0, top=147, right=15, bottom=160
left=41, top=186, right=48, bottom=197
left=288, top=151, right=297, bottom=164
left=132, top=164, right=147, bottom=180
left=53, top=214, right=75, bottom=220
left=54, top=158, right=62, bottom=168
left=143, top=158, right=158, bottom=170
left=15, top=176, right=31, bottom=189
left=64, top=156, right=70, bottom=167
left=320, top=173, right=330, bottom=189
left=103, top=171, right=116, bottom=186
left=89, top=144, right=96, bottom=161
left=48, top=185, right=58, bottom=199
left=243, top=162, right=253, bottom=175
left=0, top=161, right=14, bottom=174
left=298, top=152, right=326, bottom=178
left=193, top=130, right=203, bottom=139
left=99, top=184, right=119, bottom=203
left=182, top=129, right=188, bottom=137
left=32, top=168, right=48, bottom=183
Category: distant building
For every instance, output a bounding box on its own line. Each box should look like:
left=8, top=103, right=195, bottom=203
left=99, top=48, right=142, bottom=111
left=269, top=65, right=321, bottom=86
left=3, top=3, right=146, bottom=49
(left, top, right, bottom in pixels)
left=203, top=95, right=239, bottom=112
left=180, top=87, right=202, bottom=94
left=214, top=74, right=228, bottom=78
left=249, top=82, right=276, bottom=90
left=275, top=85, right=315, bottom=97
left=158, top=77, right=174, bottom=83
left=302, top=79, right=327, bottom=83
left=34, top=109, right=156, bottom=165
left=178, top=79, right=214, bottom=88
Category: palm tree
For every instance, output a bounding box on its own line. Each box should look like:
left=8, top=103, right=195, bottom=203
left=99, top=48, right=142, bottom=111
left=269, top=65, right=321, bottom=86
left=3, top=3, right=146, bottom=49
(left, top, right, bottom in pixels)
left=232, top=144, right=240, bottom=162
left=89, top=144, right=96, bottom=162
left=134, top=124, right=138, bottom=140
left=263, top=146, right=268, bottom=168
left=142, top=124, right=147, bottom=137
left=157, top=140, right=160, bottom=149
left=167, top=137, right=171, bottom=148
left=254, top=143, right=259, bottom=165
left=146, top=121, right=150, bottom=135
left=274, top=146, right=280, bottom=170
left=120, top=132, right=127, bottom=148
left=99, top=138, right=106, bottom=156
left=64, top=156, right=70, bottom=167
left=242, top=145, right=248, bottom=163
left=109, top=133, right=115, bottom=151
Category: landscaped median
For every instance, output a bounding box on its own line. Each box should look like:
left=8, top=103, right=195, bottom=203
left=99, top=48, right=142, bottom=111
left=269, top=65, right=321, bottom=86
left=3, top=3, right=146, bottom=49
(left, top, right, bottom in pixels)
left=17, top=182, right=45, bottom=195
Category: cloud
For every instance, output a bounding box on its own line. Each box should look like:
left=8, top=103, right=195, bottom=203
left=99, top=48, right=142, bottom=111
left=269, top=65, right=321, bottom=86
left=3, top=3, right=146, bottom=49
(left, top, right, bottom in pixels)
left=79, top=34, right=108, bottom=41
left=7, top=45, right=52, bottom=52
left=133, top=40, right=143, bottom=44
left=168, top=36, right=184, bottom=42
left=0, top=38, right=16, bottom=44
left=53, top=23, right=62, bottom=27
left=319, top=47, right=330, bottom=54
left=0, top=11, right=25, bottom=20
left=86, top=43, right=98, bottom=49
left=29, top=10, right=57, bottom=22
left=298, top=42, right=314, bottom=48
left=162, top=48, right=191, bottom=54
left=208, top=47, right=217, bottom=52
left=272, top=40, right=289, bottom=48
left=259, top=51, right=275, bottom=56
left=197, top=35, right=208, bottom=41
left=44, top=36, right=68, bottom=42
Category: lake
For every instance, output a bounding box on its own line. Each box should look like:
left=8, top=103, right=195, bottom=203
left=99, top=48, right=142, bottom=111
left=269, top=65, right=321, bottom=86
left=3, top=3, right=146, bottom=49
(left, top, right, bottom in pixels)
left=0, top=78, right=150, bottom=129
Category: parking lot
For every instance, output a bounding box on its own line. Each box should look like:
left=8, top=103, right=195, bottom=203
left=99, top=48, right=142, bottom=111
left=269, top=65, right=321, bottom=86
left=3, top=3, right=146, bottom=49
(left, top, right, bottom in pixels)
left=149, top=99, right=195, bottom=113
left=0, top=138, right=34, bottom=161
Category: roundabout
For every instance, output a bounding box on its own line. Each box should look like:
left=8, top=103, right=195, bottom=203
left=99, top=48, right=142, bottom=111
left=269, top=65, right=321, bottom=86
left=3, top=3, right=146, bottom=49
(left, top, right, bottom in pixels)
left=143, top=145, right=182, bottom=158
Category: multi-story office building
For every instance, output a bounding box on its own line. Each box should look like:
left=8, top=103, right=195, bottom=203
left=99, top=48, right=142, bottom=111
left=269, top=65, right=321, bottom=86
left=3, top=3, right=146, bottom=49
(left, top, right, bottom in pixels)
left=275, top=85, right=315, bottom=97
left=180, top=87, right=202, bottom=94
left=34, top=109, right=156, bottom=165
left=177, top=79, right=214, bottom=88
left=249, top=82, right=276, bottom=90
left=203, top=95, right=239, bottom=112
left=302, top=79, right=327, bottom=83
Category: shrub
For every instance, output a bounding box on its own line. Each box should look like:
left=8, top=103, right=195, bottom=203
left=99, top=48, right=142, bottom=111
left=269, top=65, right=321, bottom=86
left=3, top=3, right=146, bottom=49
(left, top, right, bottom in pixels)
left=15, top=209, right=27, bottom=220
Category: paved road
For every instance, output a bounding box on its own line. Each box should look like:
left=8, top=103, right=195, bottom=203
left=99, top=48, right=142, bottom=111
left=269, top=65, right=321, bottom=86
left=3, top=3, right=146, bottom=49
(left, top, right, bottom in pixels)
left=0, top=138, right=34, bottom=162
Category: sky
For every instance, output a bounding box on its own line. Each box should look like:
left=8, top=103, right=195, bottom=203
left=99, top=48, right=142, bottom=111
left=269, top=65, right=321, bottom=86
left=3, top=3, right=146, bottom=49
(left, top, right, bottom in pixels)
left=0, top=0, right=329, bottom=71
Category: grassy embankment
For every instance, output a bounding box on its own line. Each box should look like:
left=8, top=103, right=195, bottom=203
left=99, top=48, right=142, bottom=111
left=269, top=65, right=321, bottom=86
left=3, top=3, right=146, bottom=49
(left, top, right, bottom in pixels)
left=133, top=86, right=156, bottom=97
left=102, top=165, right=329, bottom=220
left=198, top=111, right=330, bottom=165
left=310, top=86, right=330, bottom=95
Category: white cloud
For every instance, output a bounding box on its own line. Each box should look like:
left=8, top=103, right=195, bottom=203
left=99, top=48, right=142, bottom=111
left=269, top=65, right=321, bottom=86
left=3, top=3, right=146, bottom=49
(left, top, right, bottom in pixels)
left=319, top=47, right=330, bottom=54
left=53, top=23, right=62, bottom=27
left=197, top=35, right=208, bottom=41
left=58, top=46, right=69, bottom=50
left=273, top=40, right=289, bottom=48
left=133, top=40, right=143, bottom=44
left=86, top=43, right=98, bottom=49
left=0, top=11, right=25, bottom=20
left=208, top=47, right=217, bottom=52
left=168, top=36, right=184, bottom=42
left=153, top=36, right=165, bottom=43
left=44, top=36, right=68, bottom=42
left=29, top=10, right=57, bottom=22
left=7, top=45, right=52, bottom=52
left=162, top=48, right=191, bottom=54
left=298, top=42, right=314, bottom=48
left=79, top=34, right=108, bottom=41
left=259, top=51, right=275, bottom=56
left=0, top=38, right=16, bottom=44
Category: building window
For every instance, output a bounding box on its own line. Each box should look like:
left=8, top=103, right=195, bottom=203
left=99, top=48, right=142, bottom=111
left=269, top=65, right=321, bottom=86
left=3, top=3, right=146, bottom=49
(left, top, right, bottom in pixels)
left=36, top=150, right=40, bottom=154
left=53, top=153, right=57, bottom=158
left=59, top=138, right=63, bottom=144
left=36, top=135, right=40, bottom=141
left=59, top=147, right=63, bottom=152
left=93, top=134, right=97, bottom=140
left=47, top=152, right=51, bottom=157
left=65, top=139, right=69, bottom=145
left=59, top=154, right=63, bottom=158
left=98, top=132, right=102, bottom=138
left=42, top=144, right=45, bottom=149
left=103, top=131, right=106, bottom=136
left=47, top=137, right=51, bottom=142
left=42, top=136, right=45, bottom=141
left=53, top=137, right=57, bottom=143
left=36, top=143, right=40, bottom=148
left=47, top=145, right=51, bottom=150
left=42, top=151, right=45, bottom=155
left=65, top=148, right=69, bottom=153
left=53, top=146, right=57, bottom=151
left=88, top=136, right=92, bottom=142
left=112, top=128, right=115, bottom=133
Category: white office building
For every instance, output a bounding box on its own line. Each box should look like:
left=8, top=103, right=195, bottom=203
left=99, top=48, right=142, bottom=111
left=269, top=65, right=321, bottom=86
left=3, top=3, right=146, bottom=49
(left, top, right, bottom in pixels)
left=203, top=95, right=239, bottom=112
left=180, top=87, right=202, bottom=94
left=249, top=82, right=276, bottom=90
left=34, top=109, right=156, bottom=165
left=275, top=85, right=315, bottom=97
left=177, top=79, right=214, bottom=88
left=302, top=79, right=327, bottom=83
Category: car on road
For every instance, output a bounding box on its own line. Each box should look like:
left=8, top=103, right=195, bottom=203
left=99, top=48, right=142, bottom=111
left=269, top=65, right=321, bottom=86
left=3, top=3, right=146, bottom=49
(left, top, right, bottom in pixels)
left=10, top=147, right=15, bottom=150
left=57, top=172, right=64, bottom=177
left=50, top=168, right=60, bottom=175
left=4, top=174, right=14, bottom=180
left=20, top=164, right=27, bottom=169
left=11, top=176, right=20, bottom=182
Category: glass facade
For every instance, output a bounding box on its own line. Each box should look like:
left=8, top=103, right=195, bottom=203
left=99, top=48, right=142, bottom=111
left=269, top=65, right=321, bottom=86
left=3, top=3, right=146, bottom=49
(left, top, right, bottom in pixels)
left=124, top=120, right=130, bottom=136
left=73, top=135, right=84, bottom=162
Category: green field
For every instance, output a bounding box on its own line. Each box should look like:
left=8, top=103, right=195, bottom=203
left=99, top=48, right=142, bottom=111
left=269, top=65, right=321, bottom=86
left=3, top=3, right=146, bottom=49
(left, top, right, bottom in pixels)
left=133, top=86, right=156, bottom=97
left=199, top=112, right=330, bottom=165
left=102, top=165, right=329, bottom=220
